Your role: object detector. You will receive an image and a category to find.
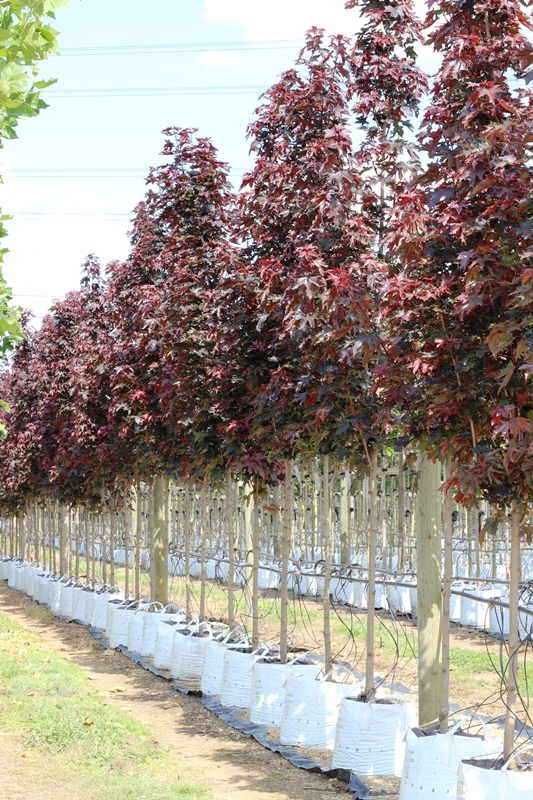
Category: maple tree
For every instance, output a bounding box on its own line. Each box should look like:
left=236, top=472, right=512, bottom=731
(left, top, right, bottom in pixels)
left=381, top=0, right=533, bottom=514
left=105, top=128, right=235, bottom=483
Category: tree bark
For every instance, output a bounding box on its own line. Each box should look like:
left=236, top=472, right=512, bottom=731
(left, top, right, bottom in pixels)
left=416, top=451, right=443, bottom=726
left=152, top=476, right=169, bottom=605
left=440, top=455, right=453, bottom=733
left=365, top=447, right=378, bottom=699
left=503, top=504, right=521, bottom=760
left=280, top=462, right=292, bottom=664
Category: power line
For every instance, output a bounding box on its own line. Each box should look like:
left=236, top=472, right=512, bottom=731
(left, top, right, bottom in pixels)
left=5, top=167, right=249, bottom=178
left=57, top=39, right=303, bottom=57
left=11, top=212, right=131, bottom=220
left=46, top=84, right=268, bottom=98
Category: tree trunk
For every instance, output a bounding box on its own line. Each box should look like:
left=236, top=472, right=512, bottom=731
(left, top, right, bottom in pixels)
left=199, top=481, right=208, bottom=621
left=280, top=462, right=292, bottom=664
left=416, top=451, right=443, bottom=726
left=440, top=455, right=453, bottom=733
left=59, top=504, right=67, bottom=577
left=503, top=504, right=521, bottom=760
left=152, top=476, right=169, bottom=605
left=252, top=479, right=261, bottom=649
left=17, top=507, right=26, bottom=561
left=323, top=454, right=332, bottom=672
left=339, top=469, right=350, bottom=566
left=398, top=451, right=406, bottom=572
left=226, top=472, right=235, bottom=628
left=365, top=447, right=378, bottom=699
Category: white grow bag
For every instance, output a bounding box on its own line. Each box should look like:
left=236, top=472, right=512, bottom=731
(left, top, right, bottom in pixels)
left=332, top=695, right=415, bottom=775
left=280, top=671, right=360, bottom=749
left=153, top=616, right=187, bottom=670
left=220, top=647, right=267, bottom=709
left=386, top=583, right=412, bottom=615
left=126, top=602, right=152, bottom=654
left=47, top=577, right=63, bottom=615
left=399, top=717, right=497, bottom=800
left=171, top=630, right=212, bottom=688
left=141, top=605, right=177, bottom=657
left=457, top=746, right=533, bottom=800
left=107, top=600, right=137, bottom=649
left=489, top=599, right=509, bottom=639
left=200, top=635, right=246, bottom=696
left=250, top=657, right=321, bottom=726
left=0, top=558, right=11, bottom=580
left=59, top=580, right=76, bottom=619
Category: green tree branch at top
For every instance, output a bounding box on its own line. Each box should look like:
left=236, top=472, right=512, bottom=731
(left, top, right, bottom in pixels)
left=0, top=0, right=69, bottom=352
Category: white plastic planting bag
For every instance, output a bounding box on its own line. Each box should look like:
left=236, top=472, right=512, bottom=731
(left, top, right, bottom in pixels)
left=0, top=557, right=11, bottom=580
left=280, top=671, right=359, bottom=749
left=250, top=657, right=321, bottom=726
left=457, top=746, right=533, bottom=800
left=220, top=647, right=268, bottom=709
left=332, top=695, right=415, bottom=775
left=141, top=604, right=177, bottom=657
left=399, top=717, right=497, bottom=799
left=200, top=633, right=246, bottom=696
left=107, top=600, right=137, bottom=649
left=153, top=615, right=187, bottom=670
left=127, top=602, right=151, bottom=654
left=171, top=629, right=212, bottom=688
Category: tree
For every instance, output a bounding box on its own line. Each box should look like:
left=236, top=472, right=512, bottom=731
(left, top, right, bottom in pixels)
left=382, top=0, right=533, bottom=755
left=0, top=0, right=70, bottom=353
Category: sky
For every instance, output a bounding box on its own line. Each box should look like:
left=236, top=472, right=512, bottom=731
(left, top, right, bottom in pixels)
left=1, top=0, right=431, bottom=327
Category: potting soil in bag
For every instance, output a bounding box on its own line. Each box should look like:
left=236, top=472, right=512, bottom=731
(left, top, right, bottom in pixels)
left=399, top=717, right=497, bottom=798
left=280, top=672, right=359, bottom=749
left=457, top=749, right=533, bottom=800
left=332, top=695, right=415, bottom=775
left=250, top=657, right=321, bottom=726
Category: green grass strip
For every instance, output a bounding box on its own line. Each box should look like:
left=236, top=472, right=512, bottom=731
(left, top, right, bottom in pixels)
left=0, top=611, right=210, bottom=800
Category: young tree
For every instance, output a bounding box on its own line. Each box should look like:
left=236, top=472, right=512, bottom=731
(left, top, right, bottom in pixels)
left=382, top=0, right=533, bottom=754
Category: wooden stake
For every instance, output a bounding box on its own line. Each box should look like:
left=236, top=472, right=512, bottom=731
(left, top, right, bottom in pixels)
left=152, top=476, right=169, bottom=605
left=184, top=484, right=191, bottom=617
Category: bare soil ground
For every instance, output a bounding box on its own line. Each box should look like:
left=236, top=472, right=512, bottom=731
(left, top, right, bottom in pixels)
left=0, top=582, right=352, bottom=800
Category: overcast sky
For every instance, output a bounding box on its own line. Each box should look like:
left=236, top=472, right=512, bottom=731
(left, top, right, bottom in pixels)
left=1, top=0, right=431, bottom=327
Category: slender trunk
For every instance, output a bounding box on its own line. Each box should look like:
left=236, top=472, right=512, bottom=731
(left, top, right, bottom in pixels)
left=152, top=476, right=169, bottom=605
left=199, top=481, right=208, bottom=621
left=17, top=507, right=26, bottom=562
left=398, top=451, right=406, bottom=572
left=226, top=472, right=235, bottom=627
left=503, top=504, right=521, bottom=760
left=109, top=497, right=116, bottom=586
left=252, top=479, right=261, bottom=649
left=280, top=462, right=292, bottom=663
left=365, top=447, right=378, bottom=699
left=440, top=455, right=453, bottom=733
left=134, top=482, right=142, bottom=598
left=124, top=486, right=130, bottom=598
left=416, top=451, right=443, bottom=726
left=339, top=469, right=350, bottom=566
left=59, top=503, right=67, bottom=577
left=323, top=454, right=332, bottom=673
left=184, top=484, right=191, bottom=617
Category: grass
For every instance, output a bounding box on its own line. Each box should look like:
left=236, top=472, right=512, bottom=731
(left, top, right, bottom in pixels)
left=0, top=611, right=210, bottom=800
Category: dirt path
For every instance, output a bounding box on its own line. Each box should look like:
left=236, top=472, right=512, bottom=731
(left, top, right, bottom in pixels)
left=0, top=582, right=348, bottom=800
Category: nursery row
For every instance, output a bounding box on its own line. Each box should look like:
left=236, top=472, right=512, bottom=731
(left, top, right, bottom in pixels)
left=2, top=556, right=532, bottom=800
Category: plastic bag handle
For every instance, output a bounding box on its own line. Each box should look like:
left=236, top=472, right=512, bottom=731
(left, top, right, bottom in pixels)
left=320, top=664, right=358, bottom=684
